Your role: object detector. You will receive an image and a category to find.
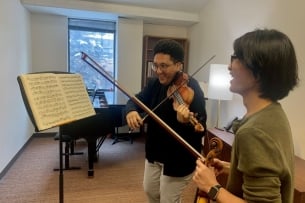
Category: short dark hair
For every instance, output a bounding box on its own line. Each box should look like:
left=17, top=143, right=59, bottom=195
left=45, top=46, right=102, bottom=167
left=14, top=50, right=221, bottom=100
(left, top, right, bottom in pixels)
left=153, top=39, right=184, bottom=63
left=233, top=29, right=299, bottom=101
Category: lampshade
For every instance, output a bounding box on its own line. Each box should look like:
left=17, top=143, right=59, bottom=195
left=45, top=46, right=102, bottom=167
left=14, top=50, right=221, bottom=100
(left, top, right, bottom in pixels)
left=207, top=64, right=233, bottom=101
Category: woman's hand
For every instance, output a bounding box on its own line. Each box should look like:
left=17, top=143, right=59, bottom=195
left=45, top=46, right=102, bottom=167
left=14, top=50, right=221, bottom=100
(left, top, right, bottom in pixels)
left=194, top=159, right=245, bottom=203
left=212, top=158, right=230, bottom=176
left=193, top=158, right=230, bottom=192
left=126, top=111, right=143, bottom=130
left=193, top=159, right=219, bottom=193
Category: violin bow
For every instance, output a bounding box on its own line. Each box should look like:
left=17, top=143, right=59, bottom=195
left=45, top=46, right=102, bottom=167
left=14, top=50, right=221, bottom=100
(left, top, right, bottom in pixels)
left=81, top=51, right=203, bottom=159
left=141, top=55, right=216, bottom=122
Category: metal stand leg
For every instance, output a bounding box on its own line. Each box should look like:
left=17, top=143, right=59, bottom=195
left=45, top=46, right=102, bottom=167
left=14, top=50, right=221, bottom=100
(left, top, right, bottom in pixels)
left=59, top=128, right=64, bottom=203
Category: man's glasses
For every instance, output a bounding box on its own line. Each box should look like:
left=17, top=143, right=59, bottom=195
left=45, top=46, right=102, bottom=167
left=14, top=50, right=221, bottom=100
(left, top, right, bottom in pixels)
left=151, top=63, right=175, bottom=71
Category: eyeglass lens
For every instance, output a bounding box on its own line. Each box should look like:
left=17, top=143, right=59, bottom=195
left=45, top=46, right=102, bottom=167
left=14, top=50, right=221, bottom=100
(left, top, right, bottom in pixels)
left=152, top=63, right=172, bottom=71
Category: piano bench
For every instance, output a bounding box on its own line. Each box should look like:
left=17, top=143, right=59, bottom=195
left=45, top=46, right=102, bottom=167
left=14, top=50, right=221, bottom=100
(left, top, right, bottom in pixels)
left=53, top=133, right=83, bottom=171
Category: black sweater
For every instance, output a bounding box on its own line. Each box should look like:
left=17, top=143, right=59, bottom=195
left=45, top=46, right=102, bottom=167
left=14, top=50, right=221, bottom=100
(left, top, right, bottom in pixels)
left=125, top=76, right=207, bottom=177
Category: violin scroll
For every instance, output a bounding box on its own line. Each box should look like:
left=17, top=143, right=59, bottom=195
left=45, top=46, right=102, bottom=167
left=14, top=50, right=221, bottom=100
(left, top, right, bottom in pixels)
left=205, top=137, right=223, bottom=166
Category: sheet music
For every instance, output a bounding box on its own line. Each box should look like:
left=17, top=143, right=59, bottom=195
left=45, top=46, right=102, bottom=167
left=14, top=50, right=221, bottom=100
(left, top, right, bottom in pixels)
left=58, top=74, right=96, bottom=120
left=19, top=73, right=95, bottom=131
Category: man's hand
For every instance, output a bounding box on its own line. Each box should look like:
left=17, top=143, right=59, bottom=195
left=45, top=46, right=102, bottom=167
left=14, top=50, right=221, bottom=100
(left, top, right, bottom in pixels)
left=126, top=111, right=143, bottom=130
left=175, top=104, right=194, bottom=123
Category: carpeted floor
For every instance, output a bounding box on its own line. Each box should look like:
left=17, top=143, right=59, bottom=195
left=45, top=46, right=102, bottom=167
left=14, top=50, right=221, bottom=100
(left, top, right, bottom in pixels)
left=0, top=134, right=197, bottom=203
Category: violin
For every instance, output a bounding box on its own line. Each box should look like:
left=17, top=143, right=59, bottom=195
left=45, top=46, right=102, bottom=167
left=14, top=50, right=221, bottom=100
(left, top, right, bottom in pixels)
left=195, top=137, right=223, bottom=203
left=167, top=71, right=204, bottom=132
left=130, top=56, right=216, bottom=131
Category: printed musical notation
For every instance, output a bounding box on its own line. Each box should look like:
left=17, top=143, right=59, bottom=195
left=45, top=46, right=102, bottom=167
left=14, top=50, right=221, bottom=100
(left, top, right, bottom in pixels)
left=18, top=73, right=96, bottom=131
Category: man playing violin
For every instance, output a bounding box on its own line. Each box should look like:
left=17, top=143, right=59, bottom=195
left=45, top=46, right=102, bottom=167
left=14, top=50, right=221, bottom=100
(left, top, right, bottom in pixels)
left=193, top=29, right=299, bottom=203
left=125, top=39, right=207, bottom=203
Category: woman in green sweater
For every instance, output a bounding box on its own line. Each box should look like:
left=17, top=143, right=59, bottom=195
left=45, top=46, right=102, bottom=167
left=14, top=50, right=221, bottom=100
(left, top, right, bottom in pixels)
left=193, top=29, right=299, bottom=203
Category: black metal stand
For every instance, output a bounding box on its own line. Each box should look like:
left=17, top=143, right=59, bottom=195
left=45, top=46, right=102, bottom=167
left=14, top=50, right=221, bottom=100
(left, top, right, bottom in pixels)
left=59, top=127, right=64, bottom=203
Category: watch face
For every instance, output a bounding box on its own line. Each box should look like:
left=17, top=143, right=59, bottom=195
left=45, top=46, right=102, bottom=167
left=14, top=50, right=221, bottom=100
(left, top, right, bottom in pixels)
left=207, top=185, right=221, bottom=200
left=208, top=187, right=217, bottom=197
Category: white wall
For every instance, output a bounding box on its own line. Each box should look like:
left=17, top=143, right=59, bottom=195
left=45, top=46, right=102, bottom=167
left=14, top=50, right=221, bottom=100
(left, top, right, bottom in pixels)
left=116, top=18, right=144, bottom=104
left=143, top=24, right=188, bottom=38
left=0, top=0, right=32, bottom=173
left=31, top=13, right=68, bottom=73
left=188, top=0, right=305, bottom=158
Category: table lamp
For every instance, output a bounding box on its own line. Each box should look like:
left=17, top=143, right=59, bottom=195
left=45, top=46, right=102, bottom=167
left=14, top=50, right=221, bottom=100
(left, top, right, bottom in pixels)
left=207, top=64, right=233, bottom=129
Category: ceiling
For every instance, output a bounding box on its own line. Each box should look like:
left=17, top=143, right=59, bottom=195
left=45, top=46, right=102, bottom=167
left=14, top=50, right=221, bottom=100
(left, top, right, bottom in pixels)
left=81, top=0, right=209, bottom=13
left=22, top=0, right=209, bottom=26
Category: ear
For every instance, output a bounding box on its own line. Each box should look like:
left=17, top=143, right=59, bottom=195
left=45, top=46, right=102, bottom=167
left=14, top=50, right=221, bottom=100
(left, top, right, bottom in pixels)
left=177, top=62, right=183, bottom=71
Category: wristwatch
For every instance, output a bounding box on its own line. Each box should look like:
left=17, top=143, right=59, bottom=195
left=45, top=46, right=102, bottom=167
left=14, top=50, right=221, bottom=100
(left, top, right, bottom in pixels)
left=207, top=184, right=222, bottom=201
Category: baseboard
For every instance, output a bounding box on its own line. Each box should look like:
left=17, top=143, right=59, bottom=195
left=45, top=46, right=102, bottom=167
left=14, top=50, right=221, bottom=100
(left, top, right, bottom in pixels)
left=0, top=132, right=57, bottom=179
left=33, top=132, right=57, bottom=138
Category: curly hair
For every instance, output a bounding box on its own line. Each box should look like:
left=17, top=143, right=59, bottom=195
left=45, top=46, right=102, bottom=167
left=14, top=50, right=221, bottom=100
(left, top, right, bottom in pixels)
left=153, top=39, right=184, bottom=63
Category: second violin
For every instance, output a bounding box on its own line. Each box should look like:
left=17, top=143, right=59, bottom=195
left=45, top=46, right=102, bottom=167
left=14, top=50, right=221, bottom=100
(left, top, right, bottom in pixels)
left=167, top=71, right=204, bottom=132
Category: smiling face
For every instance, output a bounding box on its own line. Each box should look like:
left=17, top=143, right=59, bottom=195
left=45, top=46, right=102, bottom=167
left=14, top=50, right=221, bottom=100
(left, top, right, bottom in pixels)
left=153, top=53, right=182, bottom=86
left=229, top=57, right=259, bottom=98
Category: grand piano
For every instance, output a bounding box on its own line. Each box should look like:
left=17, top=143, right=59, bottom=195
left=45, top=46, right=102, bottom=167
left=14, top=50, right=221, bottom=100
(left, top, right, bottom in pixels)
left=60, top=104, right=126, bottom=177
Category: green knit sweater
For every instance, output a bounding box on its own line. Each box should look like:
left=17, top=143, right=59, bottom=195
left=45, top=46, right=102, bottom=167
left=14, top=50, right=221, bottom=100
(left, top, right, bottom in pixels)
left=227, top=102, right=295, bottom=203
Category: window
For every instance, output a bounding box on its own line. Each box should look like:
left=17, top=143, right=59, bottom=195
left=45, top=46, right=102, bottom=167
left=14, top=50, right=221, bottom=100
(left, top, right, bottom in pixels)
left=68, top=18, right=116, bottom=106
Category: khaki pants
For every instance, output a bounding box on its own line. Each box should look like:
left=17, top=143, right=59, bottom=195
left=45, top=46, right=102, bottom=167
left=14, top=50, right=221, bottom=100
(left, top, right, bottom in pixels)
left=143, top=159, right=193, bottom=203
